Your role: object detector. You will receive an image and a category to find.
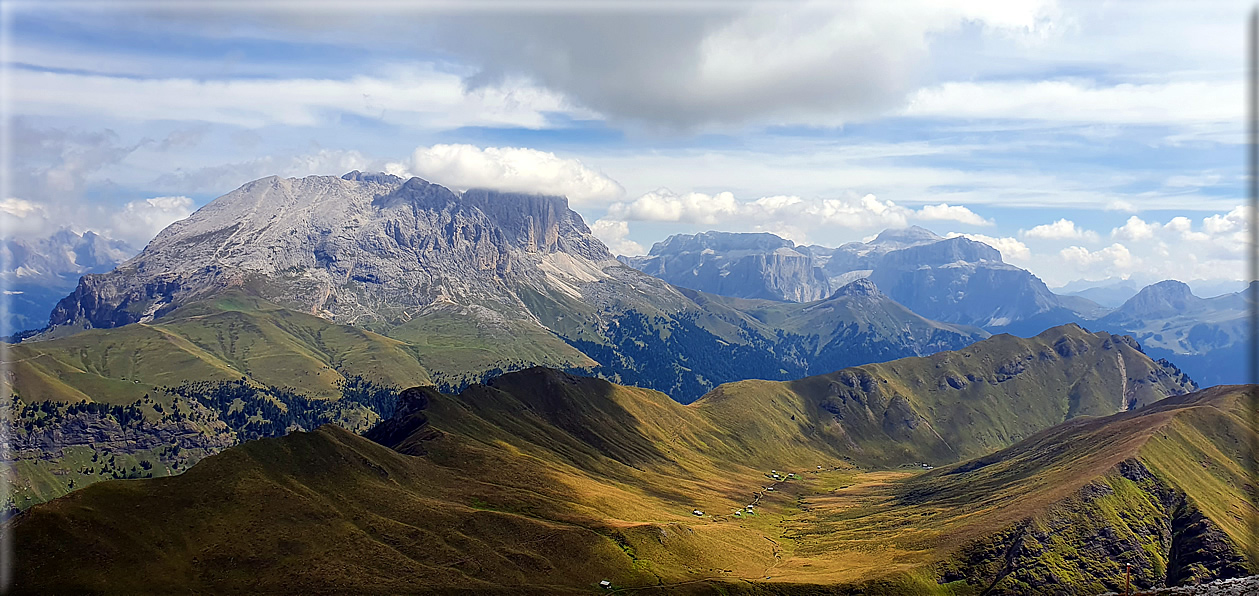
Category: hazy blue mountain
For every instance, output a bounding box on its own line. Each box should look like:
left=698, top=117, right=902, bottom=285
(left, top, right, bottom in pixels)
left=864, top=236, right=1104, bottom=331
left=619, top=231, right=832, bottom=302
left=1055, top=276, right=1249, bottom=307
left=621, top=227, right=1106, bottom=333
left=2, top=228, right=135, bottom=336
left=1056, top=278, right=1146, bottom=308
left=1088, top=280, right=1251, bottom=386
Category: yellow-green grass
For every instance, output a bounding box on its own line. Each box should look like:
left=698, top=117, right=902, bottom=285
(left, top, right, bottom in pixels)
left=12, top=370, right=1252, bottom=594
left=6, top=292, right=431, bottom=404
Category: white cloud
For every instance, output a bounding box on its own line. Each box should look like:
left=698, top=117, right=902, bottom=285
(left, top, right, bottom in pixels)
left=607, top=189, right=742, bottom=225
left=109, top=196, right=195, bottom=247
left=1104, top=200, right=1138, bottom=213
left=915, top=203, right=992, bottom=226
left=1021, top=218, right=1099, bottom=241
left=589, top=219, right=645, bottom=256
left=1059, top=243, right=1137, bottom=274
left=903, top=80, right=1241, bottom=127
left=9, top=67, right=579, bottom=130
left=1202, top=205, right=1250, bottom=235
left=408, top=144, right=624, bottom=205
left=0, top=198, right=44, bottom=219
left=1050, top=206, right=1251, bottom=285
left=945, top=232, right=1030, bottom=261
left=1111, top=216, right=1158, bottom=242
left=605, top=188, right=1002, bottom=245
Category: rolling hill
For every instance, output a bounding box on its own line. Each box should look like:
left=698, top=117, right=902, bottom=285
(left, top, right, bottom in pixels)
left=11, top=327, right=1240, bottom=595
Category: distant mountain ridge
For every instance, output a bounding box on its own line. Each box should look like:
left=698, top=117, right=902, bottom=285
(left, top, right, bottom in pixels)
left=622, top=227, right=1098, bottom=330
left=620, top=231, right=832, bottom=302
left=27, top=172, right=986, bottom=404
left=1091, top=280, right=1252, bottom=386
left=2, top=228, right=135, bottom=336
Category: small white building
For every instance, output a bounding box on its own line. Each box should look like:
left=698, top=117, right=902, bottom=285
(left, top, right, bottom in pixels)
left=600, top=579, right=612, bottom=589
left=692, top=509, right=704, bottom=516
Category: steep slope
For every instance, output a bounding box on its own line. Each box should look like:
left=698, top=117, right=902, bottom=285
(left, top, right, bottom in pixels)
left=620, top=231, right=832, bottom=302
left=785, top=385, right=1256, bottom=594
left=9, top=363, right=1246, bottom=595
left=695, top=323, right=1196, bottom=467
left=5, top=292, right=425, bottom=510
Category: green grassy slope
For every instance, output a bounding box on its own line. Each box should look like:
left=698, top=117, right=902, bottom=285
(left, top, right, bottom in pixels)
left=9, top=292, right=431, bottom=404
left=695, top=324, right=1197, bottom=468
left=10, top=370, right=1248, bottom=594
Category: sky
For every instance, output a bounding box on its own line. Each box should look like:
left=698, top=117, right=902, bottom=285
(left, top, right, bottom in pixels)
left=0, top=0, right=1252, bottom=288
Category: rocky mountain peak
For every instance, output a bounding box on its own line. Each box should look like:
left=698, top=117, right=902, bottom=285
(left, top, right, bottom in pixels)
left=871, top=225, right=942, bottom=246
left=648, top=231, right=795, bottom=256
left=46, top=173, right=618, bottom=330
left=878, top=236, right=1003, bottom=268
left=1113, top=280, right=1201, bottom=319
left=828, top=277, right=881, bottom=299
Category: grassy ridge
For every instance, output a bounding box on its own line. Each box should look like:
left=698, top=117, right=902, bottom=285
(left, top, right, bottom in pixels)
left=10, top=370, right=1250, bottom=594
left=9, top=293, right=432, bottom=404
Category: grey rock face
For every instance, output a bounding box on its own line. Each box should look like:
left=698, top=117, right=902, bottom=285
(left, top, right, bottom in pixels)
left=48, top=172, right=618, bottom=330
left=803, top=225, right=943, bottom=283
left=867, top=236, right=1065, bottom=328
left=622, top=231, right=832, bottom=302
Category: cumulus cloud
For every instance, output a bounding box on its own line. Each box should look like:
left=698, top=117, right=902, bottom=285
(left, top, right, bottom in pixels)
left=916, top=203, right=993, bottom=226
left=1110, top=216, right=1158, bottom=242
left=408, top=144, right=624, bottom=205
left=1021, top=218, right=1099, bottom=241
left=0, top=198, right=44, bottom=220
left=945, top=232, right=1031, bottom=261
left=606, top=189, right=742, bottom=225
left=589, top=219, right=645, bottom=256
left=605, top=188, right=995, bottom=244
left=0, top=197, right=55, bottom=241
left=109, top=196, right=196, bottom=247
left=1045, top=206, right=1251, bottom=285
left=1059, top=243, right=1137, bottom=276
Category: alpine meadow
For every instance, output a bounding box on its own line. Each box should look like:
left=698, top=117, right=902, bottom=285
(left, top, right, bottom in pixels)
left=2, top=2, right=1256, bottom=595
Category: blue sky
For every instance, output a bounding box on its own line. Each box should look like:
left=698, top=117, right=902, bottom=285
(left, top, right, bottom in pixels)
left=0, top=0, right=1251, bottom=288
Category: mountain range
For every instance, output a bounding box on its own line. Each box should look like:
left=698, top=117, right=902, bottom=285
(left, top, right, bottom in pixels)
left=6, top=171, right=1254, bottom=594
left=2, top=228, right=135, bottom=337
left=6, top=172, right=988, bottom=510
left=623, top=226, right=1106, bottom=331
left=32, top=172, right=986, bottom=403
left=619, top=229, right=1250, bottom=386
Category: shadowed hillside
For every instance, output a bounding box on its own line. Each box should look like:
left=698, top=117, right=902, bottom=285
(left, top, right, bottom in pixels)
left=9, top=337, right=1245, bottom=595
